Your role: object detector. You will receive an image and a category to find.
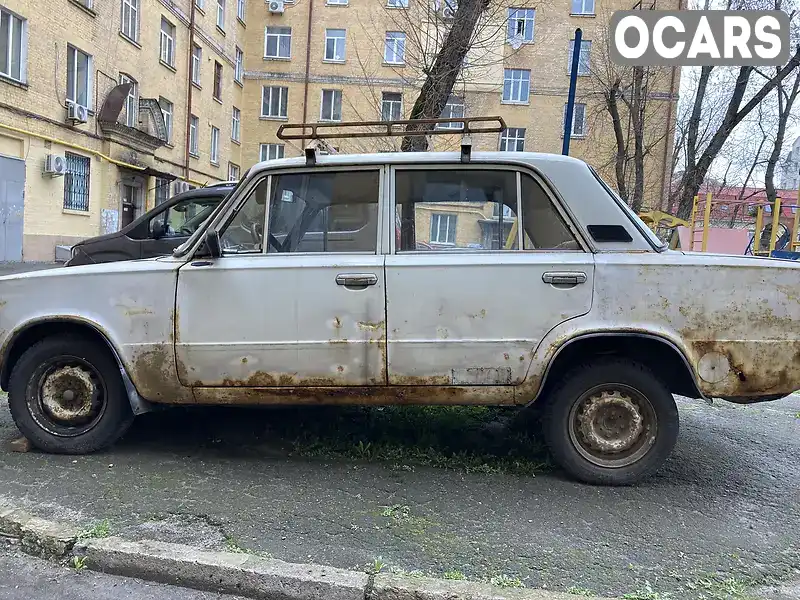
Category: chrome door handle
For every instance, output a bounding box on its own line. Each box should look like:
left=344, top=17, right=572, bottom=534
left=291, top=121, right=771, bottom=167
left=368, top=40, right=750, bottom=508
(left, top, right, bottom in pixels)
left=542, top=271, right=587, bottom=285
left=336, top=273, right=378, bottom=287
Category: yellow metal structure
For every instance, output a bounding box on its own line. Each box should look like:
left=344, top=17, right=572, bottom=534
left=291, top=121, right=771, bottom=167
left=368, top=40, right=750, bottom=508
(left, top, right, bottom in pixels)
left=701, top=192, right=712, bottom=252
left=793, top=191, right=800, bottom=251
left=688, top=195, right=699, bottom=251
left=769, top=198, right=782, bottom=252
left=504, top=219, right=518, bottom=250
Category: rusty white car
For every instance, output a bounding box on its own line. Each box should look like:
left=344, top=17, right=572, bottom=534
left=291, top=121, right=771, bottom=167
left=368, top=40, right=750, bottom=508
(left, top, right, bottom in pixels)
left=1, top=149, right=798, bottom=485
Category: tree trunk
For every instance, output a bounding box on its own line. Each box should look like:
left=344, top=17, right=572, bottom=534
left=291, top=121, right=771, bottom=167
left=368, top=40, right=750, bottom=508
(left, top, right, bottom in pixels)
left=631, top=66, right=646, bottom=212
left=604, top=79, right=630, bottom=204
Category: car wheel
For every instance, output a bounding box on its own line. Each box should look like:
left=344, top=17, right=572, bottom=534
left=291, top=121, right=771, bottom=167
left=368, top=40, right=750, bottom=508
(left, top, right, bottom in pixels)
left=8, top=336, right=135, bottom=454
left=541, top=358, right=679, bottom=485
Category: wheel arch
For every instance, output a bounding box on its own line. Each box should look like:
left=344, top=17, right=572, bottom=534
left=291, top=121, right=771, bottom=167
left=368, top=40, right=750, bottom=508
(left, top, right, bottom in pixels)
left=1, top=317, right=153, bottom=415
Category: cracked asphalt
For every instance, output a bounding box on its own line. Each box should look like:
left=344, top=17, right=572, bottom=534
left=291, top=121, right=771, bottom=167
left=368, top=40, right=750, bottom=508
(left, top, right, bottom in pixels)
left=1, top=393, right=799, bottom=599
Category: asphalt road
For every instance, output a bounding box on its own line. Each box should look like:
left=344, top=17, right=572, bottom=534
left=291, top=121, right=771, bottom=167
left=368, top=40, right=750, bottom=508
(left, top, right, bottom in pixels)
left=1, top=394, right=799, bottom=599
left=0, top=540, right=247, bottom=600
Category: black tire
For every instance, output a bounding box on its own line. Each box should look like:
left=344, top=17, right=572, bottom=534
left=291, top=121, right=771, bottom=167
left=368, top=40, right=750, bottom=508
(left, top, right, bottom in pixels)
left=541, top=358, right=679, bottom=485
left=8, top=336, right=135, bottom=454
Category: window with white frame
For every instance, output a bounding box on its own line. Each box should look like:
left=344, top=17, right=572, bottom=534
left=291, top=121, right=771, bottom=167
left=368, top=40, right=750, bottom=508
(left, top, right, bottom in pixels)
left=568, top=39, right=591, bottom=75
left=67, top=45, right=92, bottom=108
left=189, top=115, right=199, bottom=155
left=324, top=29, right=345, bottom=61
left=507, top=8, right=534, bottom=43
left=229, top=163, right=240, bottom=180
left=499, top=127, right=525, bottom=151
left=438, top=95, right=464, bottom=129
left=381, top=92, right=401, bottom=121
left=265, top=26, right=291, bottom=58
left=237, top=0, right=245, bottom=21
left=388, top=0, right=409, bottom=7
left=213, top=61, right=223, bottom=100
left=384, top=31, right=405, bottom=64
left=217, top=0, right=225, bottom=29
left=191, top=44, right=202, bottom=85
left=231, top=107, right=241, bottom=142
left=160, top=18, right=175, bottom=67
left=0, top=7, right=25, bottom=83
left=327, top=0, right=348, bottom=6
left=260, top=143, right=285, bottom=161
left=210, top=126, right=220, bottom=164
left=502, top=68, right=530, bottom=103
left=571, top=0, right=594, bottom=14
left=563, top=103, right=587, bottom=137
left=120, top=0, right=139, bottom=42
left=262, top=86, right=288, bottom=118
left=430, top=213, right=457, bottom=245
left=119, top=74, right=138, bottom=127
left=196, top=0, right=205, bottom=9
left=320, top=89, right=342, bottom=121
left=235, top=46, right=244, bottom=82
left=159, top=96, right=173, bottom=143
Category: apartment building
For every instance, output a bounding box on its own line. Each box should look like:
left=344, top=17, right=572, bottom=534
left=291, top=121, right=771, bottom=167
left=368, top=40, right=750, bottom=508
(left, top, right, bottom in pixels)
left=0, top=0, right=678, bottom=261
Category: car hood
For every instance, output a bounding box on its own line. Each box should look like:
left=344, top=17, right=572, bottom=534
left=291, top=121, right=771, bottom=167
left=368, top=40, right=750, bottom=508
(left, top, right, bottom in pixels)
left=0, top=256, right=177, bottom=284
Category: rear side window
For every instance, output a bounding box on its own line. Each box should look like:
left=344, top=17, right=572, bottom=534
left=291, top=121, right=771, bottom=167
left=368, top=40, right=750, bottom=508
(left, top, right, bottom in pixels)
left=520, top=174, right=579, bottom=250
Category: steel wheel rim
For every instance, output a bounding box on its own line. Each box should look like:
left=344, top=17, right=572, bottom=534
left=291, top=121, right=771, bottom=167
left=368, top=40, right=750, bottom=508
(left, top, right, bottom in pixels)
left=567, top=383, right=658, bottom=469
left=29, top=356, right=108, bottom=437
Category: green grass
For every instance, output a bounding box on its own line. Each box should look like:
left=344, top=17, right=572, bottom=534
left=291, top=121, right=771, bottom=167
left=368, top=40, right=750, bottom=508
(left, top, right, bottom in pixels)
left=70, top=556, right=87, bottom=571
left=487, top=574, right=525, bottom=588
left=371, top=557, right=387, bottom=574
left=622, top=582, right=661, bottom=600
left=77, top=520, right=110, bottom=540
left=567, top=586, right=595, bottom=596
left=686, top=574, right=755, bottom=599
left=271, top=406, right=550, bottom=476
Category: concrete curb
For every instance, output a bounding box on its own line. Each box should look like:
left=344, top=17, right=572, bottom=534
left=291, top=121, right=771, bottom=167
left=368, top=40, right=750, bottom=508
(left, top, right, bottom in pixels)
left=0, top=497, right=608, bottom=600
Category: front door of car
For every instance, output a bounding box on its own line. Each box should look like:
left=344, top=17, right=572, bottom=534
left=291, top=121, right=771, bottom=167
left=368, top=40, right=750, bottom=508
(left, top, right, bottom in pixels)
left=175, top=167, right=387, bottom=388
left=385, top=165, right=594, bottom=387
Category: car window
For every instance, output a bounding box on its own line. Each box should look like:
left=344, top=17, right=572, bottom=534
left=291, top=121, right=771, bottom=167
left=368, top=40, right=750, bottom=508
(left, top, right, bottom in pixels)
left=148, top=209, right=168, bottom=238
left=520, top=173, right=580, bottom=250
left=220, top=178, right=268, bottom=254
left=267, top=170, right=380, bottom=254
left=394, top=169, right=519, bottom=252
left=164, top=198, right=220, bottom=238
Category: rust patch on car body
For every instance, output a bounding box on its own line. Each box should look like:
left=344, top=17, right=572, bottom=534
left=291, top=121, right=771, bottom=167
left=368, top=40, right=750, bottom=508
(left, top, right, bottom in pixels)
left=130, top=344, right=193, bottom=403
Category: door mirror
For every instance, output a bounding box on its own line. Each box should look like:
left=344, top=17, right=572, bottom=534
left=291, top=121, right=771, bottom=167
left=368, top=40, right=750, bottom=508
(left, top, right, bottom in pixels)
left=205, top=228, right=222, bottom=258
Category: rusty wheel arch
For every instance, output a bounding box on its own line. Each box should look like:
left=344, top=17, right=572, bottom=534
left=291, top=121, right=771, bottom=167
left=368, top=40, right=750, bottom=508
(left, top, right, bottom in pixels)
left=531, top=331, right=705, bottom=404
left=0, top=317, right=153, bottom=415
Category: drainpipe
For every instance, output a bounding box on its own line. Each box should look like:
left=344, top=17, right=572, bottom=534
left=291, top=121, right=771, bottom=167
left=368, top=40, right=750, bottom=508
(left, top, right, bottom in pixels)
left=302, top=0, right=314, bottom=146
left=184, top=1, right=197, bottom=181
left=660, top=0, right=681, bottom=211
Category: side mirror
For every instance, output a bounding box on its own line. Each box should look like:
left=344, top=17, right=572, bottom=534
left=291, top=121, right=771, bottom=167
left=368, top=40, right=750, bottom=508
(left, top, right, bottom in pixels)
left=151, top=221, right=166, bottom=239
left=205, top=229, right=222, bottom=258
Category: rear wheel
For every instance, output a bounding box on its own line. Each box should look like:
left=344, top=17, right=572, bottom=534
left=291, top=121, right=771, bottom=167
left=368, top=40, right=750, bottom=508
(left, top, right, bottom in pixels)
left=541, top=359, right=679, bottom=485
left=8, top=336, right=134, bottom=454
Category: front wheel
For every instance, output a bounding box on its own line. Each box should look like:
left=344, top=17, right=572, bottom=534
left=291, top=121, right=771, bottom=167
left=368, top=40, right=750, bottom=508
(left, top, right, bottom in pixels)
left=541, top=359, right=679, bottom=485
left=8, top=336, right=135, bottom=454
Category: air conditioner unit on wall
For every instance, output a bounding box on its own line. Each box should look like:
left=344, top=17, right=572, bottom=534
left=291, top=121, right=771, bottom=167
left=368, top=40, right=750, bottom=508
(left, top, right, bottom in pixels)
left=173, top=181, right=192, bottom=195
left=268, top=0, right=285, bottom=14
left=44, top=154, right=67, bottom=177
left=67, top=103, right=89, bottom=124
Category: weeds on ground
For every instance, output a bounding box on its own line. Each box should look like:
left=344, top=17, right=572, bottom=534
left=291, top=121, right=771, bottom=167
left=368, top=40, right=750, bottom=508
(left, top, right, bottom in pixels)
left=567, top=586, right=595, bottom=596
left=443, top=569, right=466, bottom=580
left=370, top=557, right=387, bottom=574
left=622, top=581, right=661, bottom=600
left=687, top=574, right=755, bottom=599
left=70, top=556, right=87, bottom=571
left=77, top=519, right=110, bottom=540
left=487, top=574, right=525, bottom=588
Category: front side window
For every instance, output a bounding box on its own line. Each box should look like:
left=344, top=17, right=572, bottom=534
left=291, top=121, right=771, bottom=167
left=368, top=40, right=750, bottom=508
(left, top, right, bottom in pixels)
left=438, top=95, right=464, bottom=129
left=210, top=126, right=220, bottom=164
left=520, top=173, right=578, bottom=250
left=160, top=18, right=175, bottom=66
left=265, top=26, right=291, bottom=58
left=499, top=127, right=525, bottom=151
left=384, top=32, right=406, bottom=64
left=564, top=103, right=586, bottom=137
left=64, top=153, right=90, bottom=211
left=220, top=179, right=268, bottom=253
left=502, top=68, right=530, bottom=103
left=262, top=85, right=288, bottom=117
left=568, top=39, right=591, bottom=75
left=231, top=107, right=241, bottom=142
left=267, top=170, right=380, bottom=254
left=507, top=8, right=534, bottom=43
left=381, top=92, right=401, bottom=120
left=159, top=96, right=173, bottom=142
left=0, top=7, right=26, bottom=82
left=261, top=143, right=284, bottom=161
left=120, top=0, right=139, bottom=42
left=320, top=89, right=342, bottom=121
left=120, top=74, right=138, bottom=127
left=67, top=45, right=92, bottom=108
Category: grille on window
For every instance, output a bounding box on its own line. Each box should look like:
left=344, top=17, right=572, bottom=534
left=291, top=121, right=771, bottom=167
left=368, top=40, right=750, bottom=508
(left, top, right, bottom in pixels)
left=63, top=153, right=90, bottom=211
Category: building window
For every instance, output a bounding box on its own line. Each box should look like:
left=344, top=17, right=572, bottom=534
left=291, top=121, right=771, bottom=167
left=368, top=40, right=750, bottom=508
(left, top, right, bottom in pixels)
left=237, top=0, right=246, bottom=21
left=327, top=0, right=348, bottom=6
left=67, top=45, right=92, bottom=108
left=118, top=74, right=138, bottom=127
left=213, top=61, right=223, bottom=100
left=265, top=26, right=291, bottom=59
left=502, top=68, right=530, bottom=103
left=384, top=32, right=406, bottom=64
left=63, top=153, right=90, bottom=212
left=571, top=0, right=594, bottom=14
left=196, top=0, right=205, bottom=9
left=155, top=177, right=170, bottom=205
left=159, top=97, right=173, bottom=143
left=261, top=143, right=284, bottom=161
left=387, top=0, right=408, bottom=7
left=229, top=163, right=240, bottom=180
left=210, top=126, right=220, bottom=164
left=217, top=0, right=225, bottom=29
left=189, top=115, right=199, bottom=155
left=320, top=89, right=342, bottom=121
left=262, top=85, right=288, bottom=118
left=507, top=8, right=534, bottom=43
left=160, top=18, right=175, bottom=67
left=499, top=127, right=525, bottom=151
left=381, top=92, right=402, bottom=121
left=0, top=7, right=25, bottom=83
left=191, top=44, right=202, bottom=85
left=120, top=0, right=139, bottom=42
left=564, top=103, right=587, bottom=137
left=324, top=29, right=346, bottom=61
left=231, top=107, right=241, bottom=142
left=430, top=213, right=457, bottom=245
left=438, top=95, right=464, bottom=129
left=568, top=39, right=591, bottom=75
left=235, top=46, right=244, bottom=82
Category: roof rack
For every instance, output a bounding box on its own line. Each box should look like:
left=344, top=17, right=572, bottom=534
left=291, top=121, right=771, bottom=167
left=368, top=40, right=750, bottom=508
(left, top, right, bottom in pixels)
left=276, top=116, right=507, bottom=166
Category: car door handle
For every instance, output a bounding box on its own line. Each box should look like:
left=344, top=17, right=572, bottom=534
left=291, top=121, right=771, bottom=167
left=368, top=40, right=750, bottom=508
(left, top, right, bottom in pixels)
left=336, top=273, right=378, bottom=287
left=542, top=271, right=587, bottom=285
